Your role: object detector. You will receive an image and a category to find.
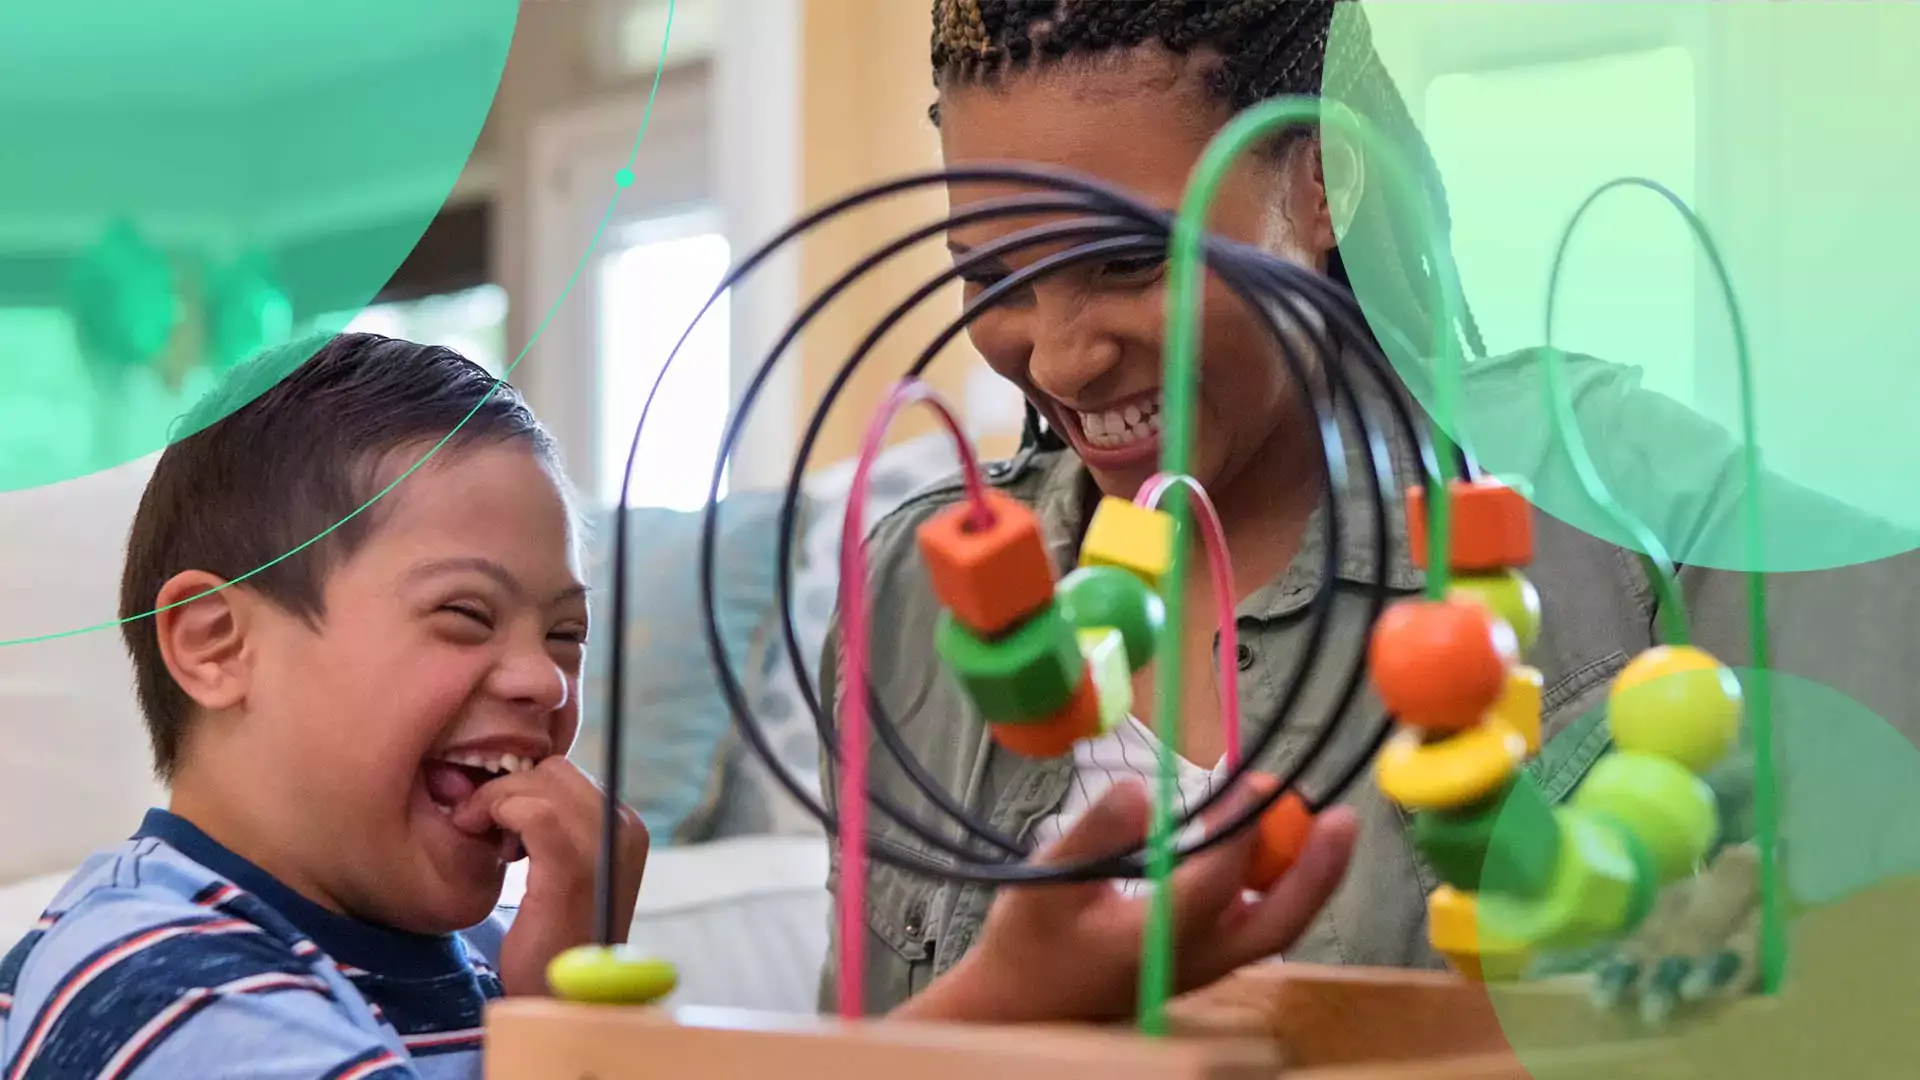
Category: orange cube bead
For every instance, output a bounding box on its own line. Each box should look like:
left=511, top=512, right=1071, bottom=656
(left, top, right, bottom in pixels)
left=989, top=674, right=1101, bottom=758
left=916, top=490, right=1056, bottom=637
left=1243, top=786, right=1316, bottom=891
left=1406, top=480, right=1534, bottom=572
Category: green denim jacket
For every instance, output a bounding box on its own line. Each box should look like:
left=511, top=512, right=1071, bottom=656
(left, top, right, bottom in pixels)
left=815, top=349, right=1920, bottom=1016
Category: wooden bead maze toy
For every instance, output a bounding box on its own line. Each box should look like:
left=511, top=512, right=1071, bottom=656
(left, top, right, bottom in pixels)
left=487, top=98, right=1790, bottom=1079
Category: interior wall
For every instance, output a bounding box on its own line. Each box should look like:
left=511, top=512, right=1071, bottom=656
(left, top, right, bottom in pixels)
left=796, top=0, right=1021, bottom=470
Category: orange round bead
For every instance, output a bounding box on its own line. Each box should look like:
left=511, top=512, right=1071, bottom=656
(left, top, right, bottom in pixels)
left=1368, top=598, right=1519, bottom=732
left=1243, top=786, right=1316, bottom=891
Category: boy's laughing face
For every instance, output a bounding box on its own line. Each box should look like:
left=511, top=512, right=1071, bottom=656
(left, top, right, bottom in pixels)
left=176, top=440, right=589, bottom=934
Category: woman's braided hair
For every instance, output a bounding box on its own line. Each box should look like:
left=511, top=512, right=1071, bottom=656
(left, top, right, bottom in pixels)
left=931, top=0, right=1487, bottom=406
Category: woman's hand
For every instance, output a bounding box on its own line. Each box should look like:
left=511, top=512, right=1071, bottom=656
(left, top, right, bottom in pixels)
left=897, top=777, right=1357, bottom=1025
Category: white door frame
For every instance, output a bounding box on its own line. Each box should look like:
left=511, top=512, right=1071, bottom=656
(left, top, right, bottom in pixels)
left=524, top=63, right=713, bottom=503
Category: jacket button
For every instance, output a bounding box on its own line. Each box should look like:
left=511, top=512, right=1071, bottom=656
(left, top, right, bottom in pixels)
left=1236, top=644, right=1255, bottom=671
left=904, top=906, right=926, bottom=940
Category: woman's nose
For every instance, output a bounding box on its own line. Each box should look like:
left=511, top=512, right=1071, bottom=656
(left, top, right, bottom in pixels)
left=1025, top=311, right=1125, bottom=405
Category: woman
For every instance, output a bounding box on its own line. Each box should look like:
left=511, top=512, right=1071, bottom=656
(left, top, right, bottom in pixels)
left=821, top=0, right=1920, bottom=1019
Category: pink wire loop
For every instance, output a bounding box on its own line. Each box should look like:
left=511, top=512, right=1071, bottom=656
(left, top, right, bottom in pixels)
left=835, top=378, right=993, bottom=1019
left=1135, top=473, right=1242, bottom=771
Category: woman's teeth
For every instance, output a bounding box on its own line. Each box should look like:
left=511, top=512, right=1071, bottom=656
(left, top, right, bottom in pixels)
left=1077, top=398, right=1163, bottom=449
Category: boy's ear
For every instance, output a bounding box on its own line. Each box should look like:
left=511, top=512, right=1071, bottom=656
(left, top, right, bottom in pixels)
left=153, top=571, right=253, bottom=712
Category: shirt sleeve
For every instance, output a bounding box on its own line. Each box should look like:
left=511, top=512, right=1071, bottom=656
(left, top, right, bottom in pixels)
left=4, top=909, right=418, bottom=1080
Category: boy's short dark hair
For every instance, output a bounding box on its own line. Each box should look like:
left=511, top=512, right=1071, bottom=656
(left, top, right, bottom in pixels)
left=120, top=332, right=561, bottom=779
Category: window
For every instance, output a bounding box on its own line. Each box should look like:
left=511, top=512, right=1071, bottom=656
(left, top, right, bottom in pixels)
left=595, top=212, right=732, bottom=511
left=1424, top=46, right=1698, bottom=403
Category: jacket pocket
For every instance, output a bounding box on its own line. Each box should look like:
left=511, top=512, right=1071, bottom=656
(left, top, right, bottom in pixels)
left=1528, top=650, right=1630, bottom=803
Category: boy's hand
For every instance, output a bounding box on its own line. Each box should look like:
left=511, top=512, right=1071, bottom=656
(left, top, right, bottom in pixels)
left=449, top=757, right=649, bottom=997
left=901, top=777, right=1357, bottom=1025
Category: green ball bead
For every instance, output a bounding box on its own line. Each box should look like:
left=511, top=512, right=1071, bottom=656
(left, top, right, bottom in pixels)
left=1055, top=566, right=1165, bottom=672
left=1571, top=750, right=1720, bottom=884
left=1410, top=772, right=1561, bottom=898
left=1448, top=570, right=1542, bottom=654
left=935, top=603, right=1085, bottom=723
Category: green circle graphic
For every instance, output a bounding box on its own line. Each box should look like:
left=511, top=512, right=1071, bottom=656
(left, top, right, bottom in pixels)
left=1331, top=2, right=1920, bottom=572
left=1475, top=669, right=1920, bottom=1075
left=0, top=1, right=519, bottom=492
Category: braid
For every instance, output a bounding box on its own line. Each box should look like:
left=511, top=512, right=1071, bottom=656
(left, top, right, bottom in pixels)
left=930, top=0, right=1488, bottom=362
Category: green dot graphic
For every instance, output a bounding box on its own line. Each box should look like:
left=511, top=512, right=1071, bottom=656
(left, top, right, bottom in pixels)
left=1475, top=670, right=1920, bottom=1076
left=615, top=167, right=636, bottom=189
left=1331, top=2, right=1920, bottom=572
left=0, top=1, right=518, bottom=493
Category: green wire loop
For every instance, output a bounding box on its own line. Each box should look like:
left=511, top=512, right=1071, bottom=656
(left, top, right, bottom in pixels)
left=1151, top=96, right=1468, bottom=1035
left=1543, top=176, right=1782, bottom=995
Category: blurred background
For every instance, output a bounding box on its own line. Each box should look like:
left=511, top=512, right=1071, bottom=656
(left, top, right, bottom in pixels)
left=3, top=0, right=1910, bottom=1016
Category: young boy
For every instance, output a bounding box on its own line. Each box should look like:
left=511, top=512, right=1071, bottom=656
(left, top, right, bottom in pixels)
left=0, top=333, right=1354, bottom=1079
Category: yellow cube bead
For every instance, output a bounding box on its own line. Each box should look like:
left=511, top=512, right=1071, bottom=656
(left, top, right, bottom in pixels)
left=1080, top=497, right=1174, bottom=590
left=1427, top=887, right=1530, bottom=983
left=1491, top=666, right=1544, bottom=756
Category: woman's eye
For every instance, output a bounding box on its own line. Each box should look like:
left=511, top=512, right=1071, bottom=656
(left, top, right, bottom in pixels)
left=1099, top=253, right=1167, bottom=282
left=548, top=628, right=588, bottom=646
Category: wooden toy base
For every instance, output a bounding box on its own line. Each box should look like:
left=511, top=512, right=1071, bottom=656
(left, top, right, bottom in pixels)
left=483, top=965, right=1746, bottom=1080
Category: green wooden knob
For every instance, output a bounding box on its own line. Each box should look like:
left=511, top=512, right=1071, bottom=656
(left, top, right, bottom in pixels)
left=1572, top=750, right=1720, bottom=884
left=935, top=602, right=1085, bottom=723
left=1410, top=772, right=1560, bottom=898
left=1055, top=566, right=1164, bottom=672
left=547, top=945, right=678, bottom=1004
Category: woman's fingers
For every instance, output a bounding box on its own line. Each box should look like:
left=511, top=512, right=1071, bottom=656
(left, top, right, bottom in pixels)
left=1217, top=806, right=1358, bottom=967
left=1165, top=777, right=1279, bottom=936
left=1035, top=778, right=1152, bottom=867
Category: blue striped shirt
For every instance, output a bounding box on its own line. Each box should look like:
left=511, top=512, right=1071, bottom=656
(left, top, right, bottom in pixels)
left=0, top=810, right=509, bottom=1079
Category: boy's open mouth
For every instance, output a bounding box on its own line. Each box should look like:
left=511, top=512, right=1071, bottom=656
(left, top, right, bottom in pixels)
left=422, top=751, right=536, bottom=813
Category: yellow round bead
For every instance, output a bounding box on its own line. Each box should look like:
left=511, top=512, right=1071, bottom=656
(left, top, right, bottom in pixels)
left=1375, top=723, right=1528, bottom=812
left=546, top=945, right=679, bottom=1004
left=1608, top=646, right=1743, bottom=774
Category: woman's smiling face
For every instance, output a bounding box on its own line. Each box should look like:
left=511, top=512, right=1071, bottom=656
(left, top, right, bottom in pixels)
left=937, top=49, right=1343, bottom=500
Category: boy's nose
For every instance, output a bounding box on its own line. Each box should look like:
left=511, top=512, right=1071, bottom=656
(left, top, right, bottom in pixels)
left=491, top=650, right=570, bottom=714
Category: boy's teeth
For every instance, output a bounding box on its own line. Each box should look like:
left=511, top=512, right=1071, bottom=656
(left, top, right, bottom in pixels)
left=1077, top=397, right=1162, bottom=450
left=439, top=751, right=538, bottom=775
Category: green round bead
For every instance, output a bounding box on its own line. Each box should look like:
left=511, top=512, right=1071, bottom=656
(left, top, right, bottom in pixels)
left=1478, top=807, right=1641, bottom=952
left=1055, top=566, right=1165, bottom=672
left=1448, top=570, right=1542, bottom=654
left=935, top=602, right=1086, bottom=723
left=1410, top=772, right=1561, bottom=898
left=1571, top=750, right=1720, bottom=884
